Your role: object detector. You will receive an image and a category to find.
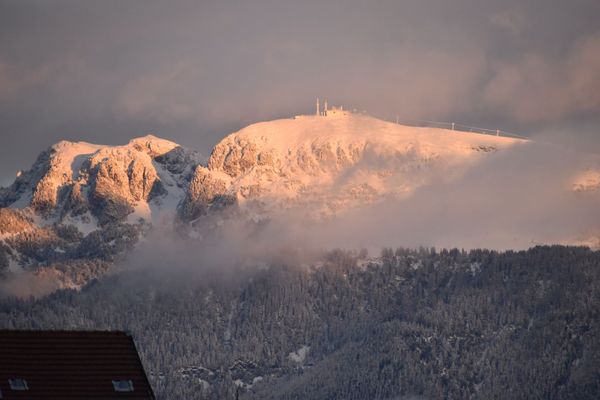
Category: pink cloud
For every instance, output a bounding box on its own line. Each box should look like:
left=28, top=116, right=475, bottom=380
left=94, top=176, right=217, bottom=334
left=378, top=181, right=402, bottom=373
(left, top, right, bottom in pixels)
left=484, top=31, right=600, bottom=123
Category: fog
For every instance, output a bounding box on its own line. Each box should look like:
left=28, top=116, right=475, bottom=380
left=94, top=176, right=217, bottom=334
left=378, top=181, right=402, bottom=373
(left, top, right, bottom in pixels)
left=118, top=133, right=600, bottom=282
left=318, top=139, right=600, bottom=250
left=2, top=130, right=598, bottom=298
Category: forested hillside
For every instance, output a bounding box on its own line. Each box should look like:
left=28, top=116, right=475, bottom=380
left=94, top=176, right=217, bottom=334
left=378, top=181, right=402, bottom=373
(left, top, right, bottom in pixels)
left=2, top=245, right=599, bottom=399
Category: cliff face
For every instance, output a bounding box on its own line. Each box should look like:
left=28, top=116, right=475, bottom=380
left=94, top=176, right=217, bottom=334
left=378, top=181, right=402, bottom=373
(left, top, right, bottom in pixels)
left=178, top=166, right=232, bottom=222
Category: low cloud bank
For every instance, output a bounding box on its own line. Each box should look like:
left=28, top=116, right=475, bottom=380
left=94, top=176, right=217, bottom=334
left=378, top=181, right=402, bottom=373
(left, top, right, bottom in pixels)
left=312, top=139, right=599, bottom=250
left=124, top=135, right=600, bottom=279
left=0, top=269, right=65, bottom=299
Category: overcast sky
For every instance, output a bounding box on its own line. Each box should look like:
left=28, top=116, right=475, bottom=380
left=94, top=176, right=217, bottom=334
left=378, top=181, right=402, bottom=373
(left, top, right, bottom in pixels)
left=1, top=0, right=599, bottom=185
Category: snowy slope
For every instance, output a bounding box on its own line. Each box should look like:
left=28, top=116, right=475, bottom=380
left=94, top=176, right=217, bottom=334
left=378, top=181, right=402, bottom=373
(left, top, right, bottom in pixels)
left=192, top=113, right=525, bottom=220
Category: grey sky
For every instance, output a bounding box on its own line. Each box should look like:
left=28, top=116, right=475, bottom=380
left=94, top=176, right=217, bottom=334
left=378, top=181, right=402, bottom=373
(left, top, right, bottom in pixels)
left=1, top=0, right=599, bottom=185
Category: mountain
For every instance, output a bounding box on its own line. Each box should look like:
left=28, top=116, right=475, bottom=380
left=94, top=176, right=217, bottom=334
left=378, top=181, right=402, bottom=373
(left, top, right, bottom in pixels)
left=188, top=114, right=522, bottom=222
left=1, top=112, right=596, bottom=293
left=0, top=135, right=203, bottom=291
left=1, top=113, right=524, bottom=225
left=1, top=135, right=200, bottom=224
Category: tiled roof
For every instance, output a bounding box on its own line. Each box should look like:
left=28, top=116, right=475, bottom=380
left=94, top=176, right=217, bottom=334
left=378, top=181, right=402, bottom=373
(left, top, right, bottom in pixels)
left=0, top=330, right=155, bottom=399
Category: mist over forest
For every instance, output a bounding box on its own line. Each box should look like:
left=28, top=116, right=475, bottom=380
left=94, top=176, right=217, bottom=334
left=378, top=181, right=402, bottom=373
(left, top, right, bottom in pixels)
left=2, top=246, right=599, bottom=399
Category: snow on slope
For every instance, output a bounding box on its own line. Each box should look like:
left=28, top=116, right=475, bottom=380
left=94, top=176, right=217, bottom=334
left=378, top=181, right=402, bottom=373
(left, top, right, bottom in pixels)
left=51, top=140, right=107, bottom=180
left=199, top=113, right=525, bottom=219
left=234, top=114, right=518, bottom=155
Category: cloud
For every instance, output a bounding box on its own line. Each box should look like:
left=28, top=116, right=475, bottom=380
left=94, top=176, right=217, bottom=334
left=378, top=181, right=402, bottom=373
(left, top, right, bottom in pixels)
left=0, top=269, right=63, bottom=299
left=334, top=48, right=489, bottom=121
left=113, top=47, right=489, bottom=126
left=0, top=61, right=51, bottom=99
left=491, top=7, right=527, bottom=36
left=122, top=136, right=600, bottom=287
left=115, top=61, right=207, bottom=123
left=484, top=31, right=600, bottom=123
left=288, top=139, right=599, bottom=251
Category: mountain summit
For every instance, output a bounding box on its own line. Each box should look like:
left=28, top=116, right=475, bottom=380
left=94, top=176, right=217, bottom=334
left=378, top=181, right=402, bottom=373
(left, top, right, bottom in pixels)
left=195, top=114, right=522, bottom=220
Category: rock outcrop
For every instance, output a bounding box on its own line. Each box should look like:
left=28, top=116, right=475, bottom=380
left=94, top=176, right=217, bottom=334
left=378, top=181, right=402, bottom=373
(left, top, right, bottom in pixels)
left=179, top=166, right=233, bottom=221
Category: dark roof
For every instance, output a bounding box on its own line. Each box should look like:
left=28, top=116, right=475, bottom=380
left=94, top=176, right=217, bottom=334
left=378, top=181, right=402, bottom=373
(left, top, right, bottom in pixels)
left=0, top=330, right=155, bottom=400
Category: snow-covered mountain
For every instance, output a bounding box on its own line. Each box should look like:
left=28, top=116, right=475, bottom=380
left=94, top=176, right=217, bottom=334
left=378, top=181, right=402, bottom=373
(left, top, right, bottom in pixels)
left=0, top=135, right=203, bottom=291
left=4, top=111, right=597, bottom=293
left=187, top=114, right=524, bottom=222
left=1, top=135, right=200, bottom=225
left=1, top=113, right=525, bottom=227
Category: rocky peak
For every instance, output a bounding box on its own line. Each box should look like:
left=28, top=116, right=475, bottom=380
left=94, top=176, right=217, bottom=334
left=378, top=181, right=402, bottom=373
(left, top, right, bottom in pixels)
left=1, top=135, right=201, bottom=224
